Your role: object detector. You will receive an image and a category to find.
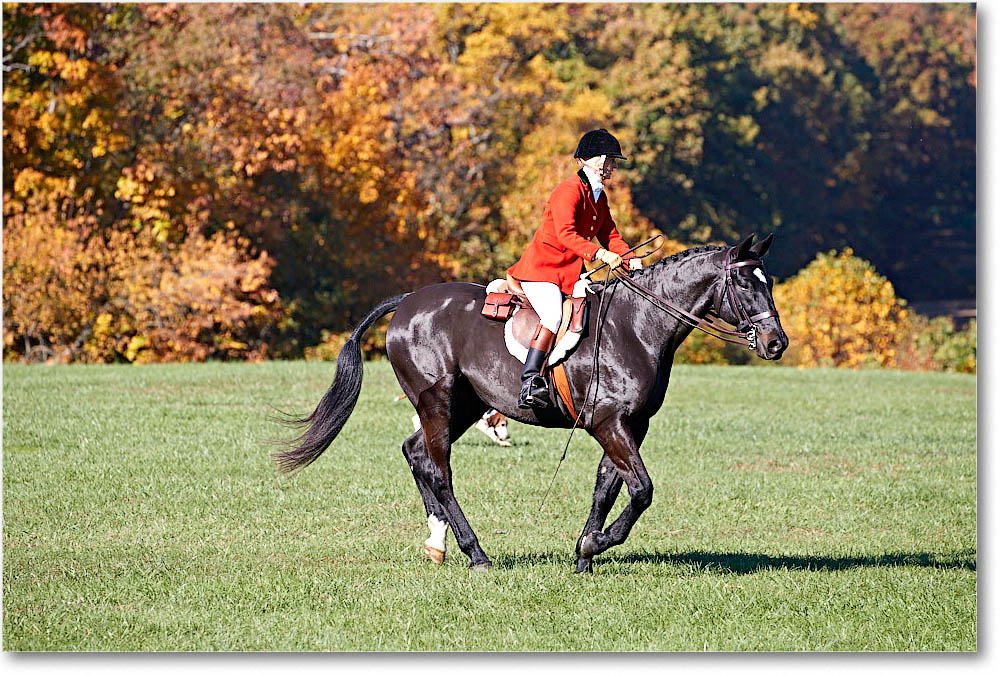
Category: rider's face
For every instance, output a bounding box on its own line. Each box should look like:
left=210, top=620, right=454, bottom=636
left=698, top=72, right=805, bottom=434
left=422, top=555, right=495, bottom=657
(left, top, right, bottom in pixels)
left=579, top=155, right=617, bottom=182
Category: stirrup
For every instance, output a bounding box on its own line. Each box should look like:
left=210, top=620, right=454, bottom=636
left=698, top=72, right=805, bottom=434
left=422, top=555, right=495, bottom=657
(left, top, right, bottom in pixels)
left=518, top=375, right=551, bottom=409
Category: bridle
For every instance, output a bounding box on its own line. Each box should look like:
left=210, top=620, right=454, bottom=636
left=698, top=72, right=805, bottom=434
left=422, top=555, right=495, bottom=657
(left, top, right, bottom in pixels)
left=606, top=247, right=779, bottom=351
left=713, top=247, right=781, bottom=349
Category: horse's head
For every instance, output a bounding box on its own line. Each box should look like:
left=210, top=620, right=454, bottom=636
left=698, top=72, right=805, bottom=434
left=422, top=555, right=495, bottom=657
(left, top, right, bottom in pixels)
left=716, top=234, right=788, bottom=360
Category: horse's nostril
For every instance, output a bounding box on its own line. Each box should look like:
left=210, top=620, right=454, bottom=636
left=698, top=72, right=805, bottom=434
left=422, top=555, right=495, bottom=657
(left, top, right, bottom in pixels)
left=767, top=338, right=782, bottom=354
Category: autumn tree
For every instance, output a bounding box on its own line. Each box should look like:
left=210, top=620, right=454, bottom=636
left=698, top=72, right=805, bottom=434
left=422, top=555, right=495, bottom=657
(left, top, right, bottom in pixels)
left=773, top=248, right=910, bottom=369
left=3, top=4, right=281, bottom=362
left=582, top=3, right=974, bottom=301
left=3, top=3, right=976, bottom=364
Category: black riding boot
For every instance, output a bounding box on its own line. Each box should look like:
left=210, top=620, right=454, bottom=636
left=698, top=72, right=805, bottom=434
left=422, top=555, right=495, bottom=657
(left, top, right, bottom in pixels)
left=518, top=325, right=555, bottom=409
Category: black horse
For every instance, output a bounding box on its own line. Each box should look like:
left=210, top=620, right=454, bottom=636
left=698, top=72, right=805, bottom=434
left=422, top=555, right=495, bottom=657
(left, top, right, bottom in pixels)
left=275, top=234, right=788, bottom=573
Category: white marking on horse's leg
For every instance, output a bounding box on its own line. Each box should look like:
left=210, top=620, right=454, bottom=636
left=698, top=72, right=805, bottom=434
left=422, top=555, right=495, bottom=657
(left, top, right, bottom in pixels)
left=423, top=514, right=449, bottom=565
left=411, top=413, right=421, bottom=432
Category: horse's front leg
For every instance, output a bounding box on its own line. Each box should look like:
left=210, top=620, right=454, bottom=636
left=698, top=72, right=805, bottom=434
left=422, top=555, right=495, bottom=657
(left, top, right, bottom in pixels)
left=574, top=453, right=623, bottom=573
left=576, top=417, right=653, bottom=572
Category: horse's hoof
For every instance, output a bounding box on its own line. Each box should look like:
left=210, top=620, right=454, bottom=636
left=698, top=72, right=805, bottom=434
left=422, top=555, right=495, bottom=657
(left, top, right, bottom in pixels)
left=423, top=544, right=445, bottom=565
left=574, top=559, right=593, bottom=574
left=579, top=532, right=602, bottom=559
left=470, top=561, right=493, bottom=572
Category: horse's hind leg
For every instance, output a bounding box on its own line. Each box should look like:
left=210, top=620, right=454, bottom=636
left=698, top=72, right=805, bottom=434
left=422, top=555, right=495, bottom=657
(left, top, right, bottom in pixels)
left=406, top=376, right=492, bottom=568
left=401, top=430, right=450, bottom=564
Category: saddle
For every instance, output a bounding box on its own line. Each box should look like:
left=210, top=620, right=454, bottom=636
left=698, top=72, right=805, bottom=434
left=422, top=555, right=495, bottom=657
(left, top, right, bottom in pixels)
left=481, top=275, right=589, bottom=421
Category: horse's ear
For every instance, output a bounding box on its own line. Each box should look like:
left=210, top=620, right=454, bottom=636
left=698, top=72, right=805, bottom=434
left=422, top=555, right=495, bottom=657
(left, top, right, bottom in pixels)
left=734, top=234, right=755, bottom=259
left=749, top=232, right=773, bottom=258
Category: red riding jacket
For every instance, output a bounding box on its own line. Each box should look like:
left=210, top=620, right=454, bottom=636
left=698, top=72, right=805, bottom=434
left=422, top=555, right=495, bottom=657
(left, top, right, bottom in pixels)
left=508, top=171, right=634, bottom=295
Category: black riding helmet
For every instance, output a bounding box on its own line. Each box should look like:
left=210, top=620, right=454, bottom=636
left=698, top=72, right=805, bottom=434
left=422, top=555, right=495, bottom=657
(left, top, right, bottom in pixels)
left=574, top=128, right=627, bottom=160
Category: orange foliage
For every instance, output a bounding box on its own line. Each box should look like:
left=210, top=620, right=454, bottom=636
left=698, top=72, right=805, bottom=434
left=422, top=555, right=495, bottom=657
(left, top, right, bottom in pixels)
left=2, top=4, right=283, bottom=363
left=3, top=192, right=281, bottom=363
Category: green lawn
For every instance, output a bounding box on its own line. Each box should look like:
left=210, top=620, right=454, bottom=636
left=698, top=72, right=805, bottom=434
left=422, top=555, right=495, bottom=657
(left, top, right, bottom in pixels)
left=2, top=361, right=976, bottom=651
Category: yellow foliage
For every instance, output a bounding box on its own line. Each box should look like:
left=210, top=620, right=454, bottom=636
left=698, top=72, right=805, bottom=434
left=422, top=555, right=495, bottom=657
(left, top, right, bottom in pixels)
left=773, top=248, right=909, bottom=369
left=304, top=323, right=388, bottom=362
left=674, top=329, right=733, bottom=365
left=786, top=3, right=820, bottom=29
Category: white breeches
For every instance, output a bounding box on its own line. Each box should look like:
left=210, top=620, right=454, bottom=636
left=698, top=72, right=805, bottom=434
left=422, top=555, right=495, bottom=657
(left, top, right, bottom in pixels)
left=520, top=281, right=564, bottom=334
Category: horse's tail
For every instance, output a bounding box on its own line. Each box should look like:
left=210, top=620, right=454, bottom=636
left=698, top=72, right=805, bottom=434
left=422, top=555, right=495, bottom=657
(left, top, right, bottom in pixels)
left=273, top=293, right=410, bottom=473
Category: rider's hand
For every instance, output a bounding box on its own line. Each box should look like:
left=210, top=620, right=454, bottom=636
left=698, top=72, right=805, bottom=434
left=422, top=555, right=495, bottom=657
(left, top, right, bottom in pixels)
left=596, top=248, right=623, bottom=269
left=628, top=257, right=642, bottom=271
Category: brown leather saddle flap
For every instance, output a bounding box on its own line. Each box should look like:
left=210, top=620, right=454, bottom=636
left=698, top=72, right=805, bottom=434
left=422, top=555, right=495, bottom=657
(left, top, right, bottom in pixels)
left=510, top=299, right=585, bottom=346
left=480, top=280, right=586, bottom=424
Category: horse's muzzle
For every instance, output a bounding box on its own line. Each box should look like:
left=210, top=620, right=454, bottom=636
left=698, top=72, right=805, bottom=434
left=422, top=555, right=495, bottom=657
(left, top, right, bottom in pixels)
left=756, top=323, right=788, bottom=360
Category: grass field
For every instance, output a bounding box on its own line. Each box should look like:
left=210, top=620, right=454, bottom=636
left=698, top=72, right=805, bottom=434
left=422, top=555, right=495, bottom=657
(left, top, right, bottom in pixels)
left=2, top=360, right=976, bottom=651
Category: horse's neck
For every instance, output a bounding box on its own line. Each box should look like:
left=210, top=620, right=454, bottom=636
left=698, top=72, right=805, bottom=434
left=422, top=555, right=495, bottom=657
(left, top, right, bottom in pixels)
left=631, top=251, right=723, bottom=352
left=647, top=251, right=723, bottom=317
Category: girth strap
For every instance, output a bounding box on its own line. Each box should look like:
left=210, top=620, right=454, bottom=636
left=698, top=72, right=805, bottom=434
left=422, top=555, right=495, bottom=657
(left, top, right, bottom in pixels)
left=550, top=363, right=578, bottom=422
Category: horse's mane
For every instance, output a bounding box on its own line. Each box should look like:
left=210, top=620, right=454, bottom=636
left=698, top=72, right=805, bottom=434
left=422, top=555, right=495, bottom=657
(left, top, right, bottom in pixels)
left=590, top=244, right=727, bottom=292
left=638, top=244, right=727, bottom=273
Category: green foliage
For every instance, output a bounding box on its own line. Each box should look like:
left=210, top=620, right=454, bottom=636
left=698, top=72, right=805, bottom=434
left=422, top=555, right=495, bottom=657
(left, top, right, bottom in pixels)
left=593, top=3, right=975, bottom=301
left=899, top=316, right=977, bottom=374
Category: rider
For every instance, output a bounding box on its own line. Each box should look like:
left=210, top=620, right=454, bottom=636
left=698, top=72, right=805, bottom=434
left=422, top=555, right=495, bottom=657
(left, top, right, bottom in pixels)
left=507, top=128, right=642, bottom=409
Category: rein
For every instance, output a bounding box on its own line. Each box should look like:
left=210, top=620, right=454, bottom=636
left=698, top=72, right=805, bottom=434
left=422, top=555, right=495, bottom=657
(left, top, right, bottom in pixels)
left=608, top=247, right=778, bottom=351
left=537, top=273, right=620, bottom=513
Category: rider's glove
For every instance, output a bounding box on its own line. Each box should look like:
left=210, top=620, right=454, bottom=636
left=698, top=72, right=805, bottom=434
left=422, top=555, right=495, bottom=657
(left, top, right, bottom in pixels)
left=596, top=248, right=623, bottom=269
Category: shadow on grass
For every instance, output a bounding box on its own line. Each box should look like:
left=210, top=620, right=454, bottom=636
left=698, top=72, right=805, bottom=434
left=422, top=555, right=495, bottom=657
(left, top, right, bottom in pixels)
left=492, top=550, right=976, bottom=573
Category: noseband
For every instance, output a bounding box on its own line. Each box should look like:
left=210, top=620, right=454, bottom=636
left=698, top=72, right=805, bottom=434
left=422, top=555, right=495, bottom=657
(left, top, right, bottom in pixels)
left=607, top=246, right=779, bottom=350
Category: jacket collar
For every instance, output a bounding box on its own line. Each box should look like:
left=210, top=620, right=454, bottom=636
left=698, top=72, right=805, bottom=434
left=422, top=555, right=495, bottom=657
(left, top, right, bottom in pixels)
left=577, top=169, right=603, bottom=206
